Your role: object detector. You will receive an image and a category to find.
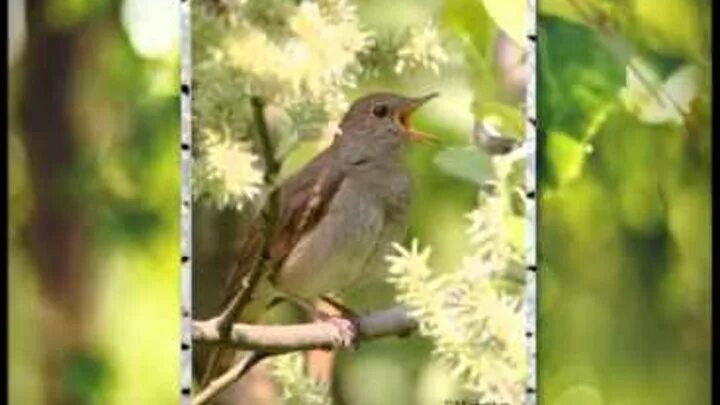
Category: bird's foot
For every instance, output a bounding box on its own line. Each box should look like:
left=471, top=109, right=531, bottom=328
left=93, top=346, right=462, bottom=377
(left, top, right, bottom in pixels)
left=317, top=314, right=358, bottom=350
left=270, top=294, right=360, bottom=349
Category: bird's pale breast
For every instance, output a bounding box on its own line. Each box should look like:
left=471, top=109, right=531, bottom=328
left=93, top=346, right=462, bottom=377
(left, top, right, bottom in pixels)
left=272, top=169, right=409, bottom=300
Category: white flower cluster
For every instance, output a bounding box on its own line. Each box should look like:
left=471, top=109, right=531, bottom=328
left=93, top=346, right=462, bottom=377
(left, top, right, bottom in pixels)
left=386, top=162, right=526, bottom=402
left=192, top=1, right=451, bottom=209
left=193, top=0, right=372, bottom=208
left=221, top=1, right=371, bottom=114
left=395, top=23, right=449, bottom=75
left=269, top=353, right=333, bottom=405
left=192, top=128, right=264, bottom=209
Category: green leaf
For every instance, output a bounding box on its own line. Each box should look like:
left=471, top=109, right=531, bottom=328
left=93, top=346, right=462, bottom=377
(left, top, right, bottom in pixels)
left=619, top=58, right=700, bottom=125
left=538, top=17, right=625, bottom=137
left=546, top=131, right=588, bottom=186
left=475, top=101, right=525, bottom=139
left=538, top=0, right=617, bottom=27
left=480, top=0, right=527, bottom=46
left=441, top=0, right=498, bottom=106
left=46, top=0, right=110, bottom=28
left=441, top=0, right=494, bottom=55
left=433, top=147, right=492, bottom=186
left=633, top=0, right=704, bottom=59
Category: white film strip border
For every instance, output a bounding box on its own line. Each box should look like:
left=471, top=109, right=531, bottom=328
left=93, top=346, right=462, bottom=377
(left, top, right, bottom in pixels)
left=179, top=0, right=192, bottom=403
left=524, top=0, right=538, bottom=403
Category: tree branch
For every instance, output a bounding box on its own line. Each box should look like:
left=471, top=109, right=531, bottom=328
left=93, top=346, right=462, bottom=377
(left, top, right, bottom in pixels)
left=214, top=96, right=281, bottom=338
left=193, top=306, right=417, bottom=352
left=192, top=351, right=269, bottom=405
left=191, top=306, right=416, bottom=405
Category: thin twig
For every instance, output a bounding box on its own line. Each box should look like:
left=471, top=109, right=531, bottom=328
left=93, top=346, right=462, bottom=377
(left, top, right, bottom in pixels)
left=192, top=352, right=271, bottom=405
left=216, top=96, right=281, bottom=338
left=198, top=96, right=282, bottom=389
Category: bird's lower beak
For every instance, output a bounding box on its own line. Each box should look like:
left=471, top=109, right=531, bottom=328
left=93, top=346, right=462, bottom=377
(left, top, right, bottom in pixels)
left=397, top=92, right=440, bottom=144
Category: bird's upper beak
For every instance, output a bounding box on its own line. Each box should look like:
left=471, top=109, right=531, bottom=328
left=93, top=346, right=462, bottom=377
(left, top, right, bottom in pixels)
left=396, top=92, right=439, bottom=144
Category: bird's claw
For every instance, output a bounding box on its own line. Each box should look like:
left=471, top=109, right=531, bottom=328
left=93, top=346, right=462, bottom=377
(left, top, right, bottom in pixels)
left=321, top=316, right=358, bottom=350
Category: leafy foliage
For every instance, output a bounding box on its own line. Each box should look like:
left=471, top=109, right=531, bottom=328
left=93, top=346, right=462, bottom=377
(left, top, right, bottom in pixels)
left=538, top=2, right=711, bottom=404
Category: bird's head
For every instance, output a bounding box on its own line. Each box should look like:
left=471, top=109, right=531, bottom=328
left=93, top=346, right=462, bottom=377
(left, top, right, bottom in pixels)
left=338, top=92, right=439, bottom=144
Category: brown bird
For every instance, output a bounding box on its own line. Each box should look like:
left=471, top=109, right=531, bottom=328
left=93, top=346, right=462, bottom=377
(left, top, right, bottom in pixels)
left=200, top=91, right=438, bottom=393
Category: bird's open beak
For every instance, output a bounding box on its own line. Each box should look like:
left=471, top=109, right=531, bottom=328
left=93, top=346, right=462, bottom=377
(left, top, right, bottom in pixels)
left=396, top=92, right=439, bottom=144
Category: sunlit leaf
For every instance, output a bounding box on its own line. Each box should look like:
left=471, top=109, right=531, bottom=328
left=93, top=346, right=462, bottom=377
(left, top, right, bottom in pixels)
left=434, top=147, right=492, bottom=186
left=441, top=0, right=493, bottom=55
left=475, top=101, right=524, bottom=138
left=480, top=0, right=526, bottom=46
left=122, top=0, right=179, bottom=59
left=539, top=0, right=621, bottom=30
left=620, top=58, right=700, bottom=125
left=546, top=131, right=588, bottom=186
left=633, top=0, right=704, bottom=59
left=441, top=0, right=497, bottom=112
left=539, top=0, right=587, bottom=25
left=46, top=0, right=109, bottom=28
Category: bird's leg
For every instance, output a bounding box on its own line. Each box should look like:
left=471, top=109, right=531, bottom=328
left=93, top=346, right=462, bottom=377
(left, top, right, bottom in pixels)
left=313, top=297, right=359, bottom=350
left=319, top=294, right=359, bottom=319
left=320, top=295, right=364, bottom=347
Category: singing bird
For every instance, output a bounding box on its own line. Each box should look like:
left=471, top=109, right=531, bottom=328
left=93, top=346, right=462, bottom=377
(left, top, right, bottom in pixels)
left=200, top=91, right=438, bottom=390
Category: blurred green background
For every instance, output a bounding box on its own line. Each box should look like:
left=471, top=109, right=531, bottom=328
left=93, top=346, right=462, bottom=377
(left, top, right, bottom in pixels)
left=538, top=1, right=711, bottom=404
left=8, top=0, right=179, bottom=403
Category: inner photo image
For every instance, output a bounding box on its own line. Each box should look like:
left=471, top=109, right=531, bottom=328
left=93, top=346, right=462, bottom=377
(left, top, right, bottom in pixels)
left=188, top=1, right=533, bottom=404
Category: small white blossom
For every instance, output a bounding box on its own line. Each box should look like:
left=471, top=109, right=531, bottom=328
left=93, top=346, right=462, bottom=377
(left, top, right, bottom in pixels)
left=386, top=145, right=527, bottom=402
left=223, top=1, right=371, bottom=105
left=194, top=129, right=264, bottom=209
left=386, top=237, right=526, bottom=403
left=269, top=353, right=332, bottom=405
left=395, top=23, right=448, bottom=75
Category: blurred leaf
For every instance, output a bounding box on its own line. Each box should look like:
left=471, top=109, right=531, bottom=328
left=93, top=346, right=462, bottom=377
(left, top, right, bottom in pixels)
left=539, top=0, right=593, bottom=26
left=441, top=0, right=494, bottom=54
left=546, top=131, right=588, bottom=186
left=619, top=58, right=700, bottom=125
left=46, top=0, right=110, bottom=28
left=441, top=0, right=497, bottom=103
left=632, top=0, right=704, bottom=59
left=507, top=215, right=525, bottom=252
left=433, top=147, right=492, bottom=186
left=582, top=101, right=615, bottom=142
left=475, top=101, right=524, bottom=138
left=539, top=0, right=623, bottom=31
left=63, top=351, right=109, bottom=405
left=538, top=17, right=624, bottom=137
left=480, top=0, right=526, bottom=46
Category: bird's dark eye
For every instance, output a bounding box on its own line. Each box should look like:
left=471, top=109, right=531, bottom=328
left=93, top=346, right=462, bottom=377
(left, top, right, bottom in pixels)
left=372, top=103, right=389, bottom=118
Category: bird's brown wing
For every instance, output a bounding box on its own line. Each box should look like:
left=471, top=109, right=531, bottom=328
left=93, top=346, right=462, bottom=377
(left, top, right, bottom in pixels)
left=200, top=144, right=345, bottom=389
left=220, top=143, right=345, bottom=307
